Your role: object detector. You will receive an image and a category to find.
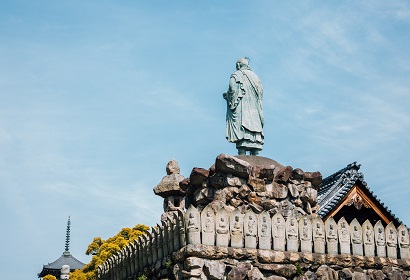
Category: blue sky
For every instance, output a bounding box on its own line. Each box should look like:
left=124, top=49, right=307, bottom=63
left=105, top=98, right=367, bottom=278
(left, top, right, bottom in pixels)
left=1, top=1, right=409, bottom=279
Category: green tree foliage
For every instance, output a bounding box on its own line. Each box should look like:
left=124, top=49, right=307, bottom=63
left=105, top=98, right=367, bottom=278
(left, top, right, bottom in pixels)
left=70, top=224, right=150, bottom=280
left=43, top=275, right=57, bottom=280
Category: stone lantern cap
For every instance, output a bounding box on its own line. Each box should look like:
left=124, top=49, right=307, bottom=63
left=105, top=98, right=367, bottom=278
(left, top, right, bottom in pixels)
left=153, top=159, right=185, bottom=198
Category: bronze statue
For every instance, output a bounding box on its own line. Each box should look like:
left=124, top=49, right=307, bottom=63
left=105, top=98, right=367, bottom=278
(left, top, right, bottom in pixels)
left=223, top=58, right=264, bottom=155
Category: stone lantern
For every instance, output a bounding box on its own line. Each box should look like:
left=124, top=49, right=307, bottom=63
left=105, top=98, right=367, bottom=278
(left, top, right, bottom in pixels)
left=153, top=159, right=186, bottom=221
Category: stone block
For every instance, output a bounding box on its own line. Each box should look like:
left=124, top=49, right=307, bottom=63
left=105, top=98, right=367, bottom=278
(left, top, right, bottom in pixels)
left=291, top=168, right=304, bottom=180
left=247, top=267, right=264, bottom=280
left=227, top=174, right=246, bottom=187
left=303, top=171, right=322, bottom=189
left=190, top=167, right=209, bottom=186
left=248, top=177, right=266, bottom=192
left=316, top=265, right=338, bottom=280
left=215, top=154, right=251, bottom=179
left=203, top=259, right=226, bottom=280
left=271, top=183, right=288, bottom=199
left=227, top=262, right=252, bottom=280
left=275, top=166, right=293, bottom=183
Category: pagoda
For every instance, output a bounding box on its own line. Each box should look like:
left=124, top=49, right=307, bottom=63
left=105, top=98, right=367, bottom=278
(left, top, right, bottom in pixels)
left=38, top=217, right=86, bottom=279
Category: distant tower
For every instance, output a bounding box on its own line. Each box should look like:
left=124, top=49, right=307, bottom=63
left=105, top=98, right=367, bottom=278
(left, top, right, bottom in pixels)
left=64, top=216, right=71, bottom=255
left=38, top=217, right=85, bottom=279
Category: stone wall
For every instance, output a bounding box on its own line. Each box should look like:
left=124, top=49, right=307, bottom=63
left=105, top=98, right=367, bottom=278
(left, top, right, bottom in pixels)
left=97, top=207, right=410, bottom=280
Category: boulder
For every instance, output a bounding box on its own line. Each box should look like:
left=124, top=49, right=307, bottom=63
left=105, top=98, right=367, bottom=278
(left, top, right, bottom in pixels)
left=190, top=167, right=209, bottom=186
left=203, top=259, right=226, bottom=280
left=367, top=269, right=386, bottom=280
left=227, top=262, right=252, bottom=280
left=248, top=192, right=262, bottom=204
left=224, top=187, right=239, bottom=201
left=238, top=185, right=251, bottom=199
left=316, top=265, right=337, bottom=280
left=247, top=267, right=265, bottom=280
left=275, top=166, right=293, bottom=183
left=248, top=177, right=266, bottom=192
left=227, top=174, right=246, bottom=187
left=271, top=183, right=288, bottom=199
left=194, top=187, right=215, bottom=205
left=338, top=268, right=353, bottom=279
left=179, top=178, right=190, bottom=192
left=291, top=168, right=304, bottom=180
left=251, top=164, right=277, bottom=181
left=274, top=264, right=297, bottom=278
left=209, top=173, right=227, bottom=189
left=303, top=171, right=322, bottom=189
left=215, top=154, right=251, bottom=179
left=288, top=184, right=299, bottom=198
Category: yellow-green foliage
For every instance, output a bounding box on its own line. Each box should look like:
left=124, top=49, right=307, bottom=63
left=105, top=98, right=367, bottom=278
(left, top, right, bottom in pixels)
left=43, top=275, right=57, bottom=280
left=70, top=224, right=150, bottom=280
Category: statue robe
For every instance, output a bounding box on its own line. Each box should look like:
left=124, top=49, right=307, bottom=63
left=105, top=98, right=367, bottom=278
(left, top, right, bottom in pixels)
left=225, top=67, right=264, bottom=150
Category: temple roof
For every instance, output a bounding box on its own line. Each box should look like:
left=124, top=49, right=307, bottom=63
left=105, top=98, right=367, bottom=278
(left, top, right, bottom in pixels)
left=38, top=253, right=86, bottom=277
left=318, top=162, right=404, bottom=226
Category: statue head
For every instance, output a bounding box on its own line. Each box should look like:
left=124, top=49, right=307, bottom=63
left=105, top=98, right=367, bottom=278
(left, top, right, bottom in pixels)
left=236, top=57, right=250, bottom=70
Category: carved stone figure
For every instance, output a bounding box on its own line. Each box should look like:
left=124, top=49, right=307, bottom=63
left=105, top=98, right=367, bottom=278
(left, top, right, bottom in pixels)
left=185, top=205, right=201, bottom=245
left=350, top=219, right=363, bottom=256
left=398, top=224, right=410, bottom=259
left=216, top=207, right=230, bottom=247
left=386, top=222, right=397, bottom=259
left=362, top=220, right=375, bottom=257
left=312, top=217, right=325, bottom=254
left=230, top=209, right=244, bottom=248
left=374, top=221, right=386, bottom=257
left=201, top=206, right=216, bottom=246
left=244, top=210, right=257, bottom=248
left=258, top=212, right=272, bottom=250
left=60, top=265, right=70, bottom=280
left=299, top=216, right=312, bottom=253
left=338, top=218, right=351, bottom=255
left=272, top=213, right=286, bottom=251
left=223, top=57, right=264, bottom=155
left=325, top=217, right=338, bottom=255
left=286, top=214, right=299, bottom=252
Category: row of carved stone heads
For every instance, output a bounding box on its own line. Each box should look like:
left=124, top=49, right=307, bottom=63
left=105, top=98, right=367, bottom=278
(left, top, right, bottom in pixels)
left=98, top=211, right=186, bottom=280
left=185, top=205, right=410, bottom=259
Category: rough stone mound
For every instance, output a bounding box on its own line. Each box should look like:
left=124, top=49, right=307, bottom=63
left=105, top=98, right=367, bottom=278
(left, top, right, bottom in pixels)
left=181, top=154, right=323, bottom=220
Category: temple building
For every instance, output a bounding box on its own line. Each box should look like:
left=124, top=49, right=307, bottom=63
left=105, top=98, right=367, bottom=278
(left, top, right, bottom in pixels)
left=318, top=162, right=404, bottom=227
left=38, top=217, right=86, bottom=279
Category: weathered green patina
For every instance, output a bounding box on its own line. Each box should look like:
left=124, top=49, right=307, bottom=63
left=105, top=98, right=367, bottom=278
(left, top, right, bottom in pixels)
left=223, top=58, right=264, bottom=155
